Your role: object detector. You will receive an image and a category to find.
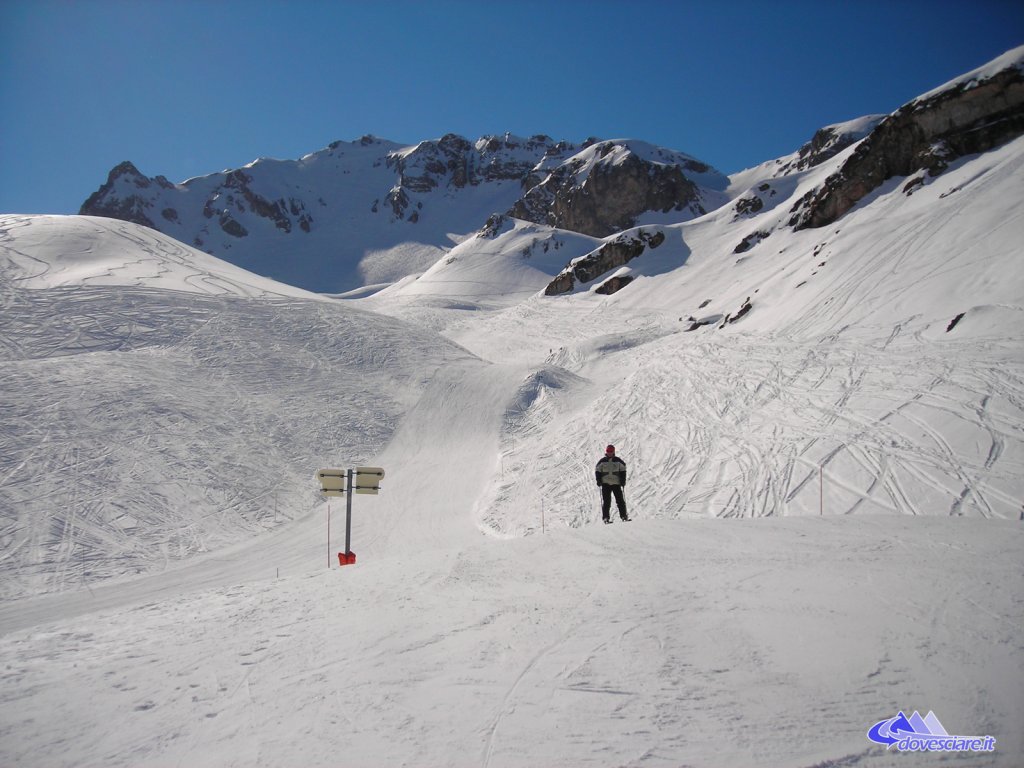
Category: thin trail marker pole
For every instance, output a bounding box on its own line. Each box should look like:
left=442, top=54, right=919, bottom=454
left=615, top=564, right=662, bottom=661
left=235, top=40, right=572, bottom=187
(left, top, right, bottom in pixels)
left=327, top=503, right=331, bottom=569
left=819, top=466, right=823, bottom=516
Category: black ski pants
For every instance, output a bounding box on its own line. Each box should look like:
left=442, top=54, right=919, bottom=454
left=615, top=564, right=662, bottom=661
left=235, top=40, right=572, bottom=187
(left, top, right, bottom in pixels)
left=601, top=484, right=627, bottom=521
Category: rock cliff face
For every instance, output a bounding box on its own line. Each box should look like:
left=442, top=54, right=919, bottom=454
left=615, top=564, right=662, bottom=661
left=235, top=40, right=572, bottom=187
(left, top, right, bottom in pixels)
left=81, top=161, right=171, bottom=230
left=544, top=229, right=666, bottom=295
left=538, top=51, right=1024, bottom=299
left=781, top=117, right=886, bottom=176
left=511, top=141, right=715, bottom=237
left=789, top=65, right=1024, bottom=230
left=83, top=162, right=315, bottom=245
left=211, top=170, right=314, bottom=237
left=382, top=133, right=580, bottom=220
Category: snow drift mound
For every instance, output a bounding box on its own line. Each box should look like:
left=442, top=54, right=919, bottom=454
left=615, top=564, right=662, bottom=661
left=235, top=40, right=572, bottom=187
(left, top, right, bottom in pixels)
left=0, top=215, right=323, bottom=299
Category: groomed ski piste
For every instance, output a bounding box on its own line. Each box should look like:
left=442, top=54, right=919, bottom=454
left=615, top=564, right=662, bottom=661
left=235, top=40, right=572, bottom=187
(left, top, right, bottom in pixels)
left=3, top=71, right=1024, bottom=768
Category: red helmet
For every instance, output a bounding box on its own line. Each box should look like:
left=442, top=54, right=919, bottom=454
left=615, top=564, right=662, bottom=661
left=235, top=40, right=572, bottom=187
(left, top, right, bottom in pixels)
left=605, top=444, right=615, bottom=455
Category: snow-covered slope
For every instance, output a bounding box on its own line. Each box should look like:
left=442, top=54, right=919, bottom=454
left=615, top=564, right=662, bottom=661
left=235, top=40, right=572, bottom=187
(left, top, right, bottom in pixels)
left=0, top=214, right=470, bottom=599
left=0, top=215, right=325, bottom=299
left=361, top=216, right=604, bottom=312
left=354, top=45, right=1024, bottom=536
left=3, top=516, right=1020, bottom=767
left=728, top=114, right=887, bottom=193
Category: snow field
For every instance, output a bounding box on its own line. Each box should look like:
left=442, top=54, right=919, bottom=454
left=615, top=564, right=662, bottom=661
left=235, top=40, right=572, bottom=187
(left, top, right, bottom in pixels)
left=1, top=517, right=1020, bottom=767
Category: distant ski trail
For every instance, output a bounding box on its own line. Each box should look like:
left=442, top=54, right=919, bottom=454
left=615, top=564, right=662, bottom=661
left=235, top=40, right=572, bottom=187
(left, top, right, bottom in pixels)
left=357, top=357, right=530, bottom=558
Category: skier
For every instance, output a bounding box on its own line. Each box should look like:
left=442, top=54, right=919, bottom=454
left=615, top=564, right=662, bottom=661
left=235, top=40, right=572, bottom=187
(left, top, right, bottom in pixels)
left=595, top=444, right=630, bottom=523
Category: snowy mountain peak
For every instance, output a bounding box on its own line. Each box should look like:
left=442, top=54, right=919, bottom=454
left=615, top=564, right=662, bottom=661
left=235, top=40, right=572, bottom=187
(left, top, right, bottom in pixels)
left=509, top=138, right=728, bottom=238
left=80, top=161, right=176, bottom=230
left=79, top=133, right=728, bottom=293
left=382, top=132, right=577, bottom=204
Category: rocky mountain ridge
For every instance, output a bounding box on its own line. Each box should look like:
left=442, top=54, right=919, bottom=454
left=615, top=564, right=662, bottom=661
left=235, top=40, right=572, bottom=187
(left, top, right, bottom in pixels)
left=790, top=50, right=1024, bottom=230
left=508, top=140, right=725, bottom=237
left=79, top=47, right=1024, bottom=297
left=533, top=46, right=1024, bottom=297
left=80, top=133, right=728, bottom=292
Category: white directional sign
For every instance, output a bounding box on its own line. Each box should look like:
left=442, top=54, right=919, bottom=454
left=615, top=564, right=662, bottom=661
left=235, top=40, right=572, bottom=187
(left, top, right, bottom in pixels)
left=316, top=469, right=347, bottom=497
left=315, top=465, right=386, bottom=567
left=354, top=466, right=385, bottom=495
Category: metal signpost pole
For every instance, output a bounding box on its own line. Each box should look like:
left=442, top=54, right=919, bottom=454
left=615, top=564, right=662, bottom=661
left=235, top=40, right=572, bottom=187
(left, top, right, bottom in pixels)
left=345, top=467, right=354, bottom=557
left=317, top=466, right=382, bottom=567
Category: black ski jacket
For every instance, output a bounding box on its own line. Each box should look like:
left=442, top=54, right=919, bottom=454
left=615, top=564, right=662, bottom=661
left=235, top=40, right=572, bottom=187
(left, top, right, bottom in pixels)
left=595, top=455, right=627, bottom=487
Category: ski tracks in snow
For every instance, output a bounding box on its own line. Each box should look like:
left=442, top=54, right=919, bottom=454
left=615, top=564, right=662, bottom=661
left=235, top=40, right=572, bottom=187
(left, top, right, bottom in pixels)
left=0, top=270, right=467, bottom=600
left=2, top=504, right=1021, bottom=766
left=481, top=323, right=1024, bottom=533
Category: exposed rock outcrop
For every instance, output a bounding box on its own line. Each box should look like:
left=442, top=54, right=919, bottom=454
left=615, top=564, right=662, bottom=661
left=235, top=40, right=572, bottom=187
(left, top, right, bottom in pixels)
left=81, top=161, right=161, bottom=229
left=734, top=188, right=766, bottom=217
left=789, top=65, right=1024, bottom=230
left=594, top=274, right=635, bottom=295
left=386, top=134, right=471, bottom=194
left=376, top=133, right=590, bottom=222
left=733, top=230, right=771, bottom=254
left=544, top=229, right=665, bottom=295
left=511, top=142, right=710, bottom=237
left=478, top=213, right=515, bottom=239
left=84, top=162, right=314, bottom=239
left=786, top=118, right=886, bottom=174
left=216, top=170, right=314, bottom=235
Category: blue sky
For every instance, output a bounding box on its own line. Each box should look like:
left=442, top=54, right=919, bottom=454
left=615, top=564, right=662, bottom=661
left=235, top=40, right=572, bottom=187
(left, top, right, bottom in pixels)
left=2, top=0, right=1022, bottom=215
